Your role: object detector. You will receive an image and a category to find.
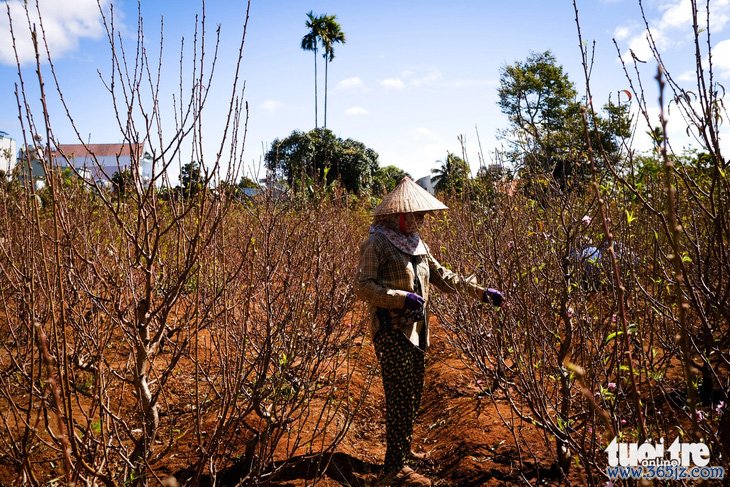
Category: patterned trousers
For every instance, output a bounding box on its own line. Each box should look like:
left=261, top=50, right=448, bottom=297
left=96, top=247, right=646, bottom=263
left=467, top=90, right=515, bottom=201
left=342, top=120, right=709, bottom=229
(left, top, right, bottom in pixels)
left=374, top=327, right=425, bottom=473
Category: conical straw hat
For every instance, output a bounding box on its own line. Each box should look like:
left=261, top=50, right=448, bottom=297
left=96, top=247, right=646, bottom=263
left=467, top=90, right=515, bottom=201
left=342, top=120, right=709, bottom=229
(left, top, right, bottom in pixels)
left=373, top=176, right=448, bottom=215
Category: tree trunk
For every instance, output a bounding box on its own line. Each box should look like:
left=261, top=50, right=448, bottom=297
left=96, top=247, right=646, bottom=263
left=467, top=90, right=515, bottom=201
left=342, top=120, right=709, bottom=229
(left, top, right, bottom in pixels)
left=130, top=299, right=159, bottom=484
left=314, top=49, right=318, bottom=128
left=556, top=285, right=573, bottom=477
left=324, top=58, right=328, bottom=129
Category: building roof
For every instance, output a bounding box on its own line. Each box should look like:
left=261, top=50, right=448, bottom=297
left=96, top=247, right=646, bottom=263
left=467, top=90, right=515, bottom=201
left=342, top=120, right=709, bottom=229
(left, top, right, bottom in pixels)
left=53, top=143, right=146, bottom=159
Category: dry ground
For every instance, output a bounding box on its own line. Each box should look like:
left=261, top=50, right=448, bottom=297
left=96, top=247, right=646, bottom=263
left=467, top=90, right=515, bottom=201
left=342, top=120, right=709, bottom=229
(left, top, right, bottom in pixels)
left=0, top=313, right=698, bottom=486
left=234, top=316, right=581, bottom=487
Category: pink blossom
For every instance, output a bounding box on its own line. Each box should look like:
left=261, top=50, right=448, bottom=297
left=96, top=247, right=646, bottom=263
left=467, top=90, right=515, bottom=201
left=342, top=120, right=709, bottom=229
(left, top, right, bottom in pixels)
left=716, top=401, right=725, bottom=414
left=695, top=410, right=705, bottom=422
left=581, top=215, right=592, bottom=225
left=607, top=382, right=617, bottom=392
left=620, top=419, right=627, bottom=426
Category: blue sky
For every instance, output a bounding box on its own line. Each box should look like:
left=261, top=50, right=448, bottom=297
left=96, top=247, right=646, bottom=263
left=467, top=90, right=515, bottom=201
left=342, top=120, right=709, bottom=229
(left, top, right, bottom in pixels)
left=1, top=0, right=729, bottom=182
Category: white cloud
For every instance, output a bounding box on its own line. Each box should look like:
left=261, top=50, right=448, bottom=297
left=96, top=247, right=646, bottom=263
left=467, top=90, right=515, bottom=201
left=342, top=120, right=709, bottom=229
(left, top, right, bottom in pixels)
left=381, top=70, right=444, bottom=91
left=618, top=0, right=730, bottom=64
left=345, top=106, right=369, bottom=116
left=622, top=32, right=654, bottom=64
left=401, top=142, right=446, bottom=178
left=613, top=25, right=632, bottom=42
left=658, top=0, right=693, bottom=30
left=656, top=0, right=729, bottom=32
left=260, top=100, right=283, bottom=114
left=0, top=0, right=111, bottom=65
left=714, top=38, right=730, bottom=77
left=446, top=78, right=497, bottom=88
left=677, top=69, right=696, bottom=82
left=409, top=127, right=440, bottom=142
left=381, top=78, right=405, bottom=90
left=337, top=77, right=364, bottom=90
left=411, top=70, right=443, bottom=87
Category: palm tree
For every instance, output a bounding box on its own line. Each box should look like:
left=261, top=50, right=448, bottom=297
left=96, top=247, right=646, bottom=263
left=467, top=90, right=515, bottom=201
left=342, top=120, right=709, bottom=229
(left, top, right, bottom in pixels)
left=431, top=152, right=470, bottom=193
left=301, top=12, right=324, bottom=128
left=319, top=15, right=346, bottom=129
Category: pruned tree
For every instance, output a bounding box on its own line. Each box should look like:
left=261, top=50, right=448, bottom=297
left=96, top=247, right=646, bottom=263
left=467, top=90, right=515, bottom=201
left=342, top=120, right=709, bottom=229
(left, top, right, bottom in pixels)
left=1, top=2, right=372, bottom=485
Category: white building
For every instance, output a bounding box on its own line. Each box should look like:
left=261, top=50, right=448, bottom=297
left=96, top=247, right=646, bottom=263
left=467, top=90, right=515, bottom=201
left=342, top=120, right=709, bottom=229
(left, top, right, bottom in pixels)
left=51, top=143, right=153, bottom=184
left=0, top=131, right=17, bottom=176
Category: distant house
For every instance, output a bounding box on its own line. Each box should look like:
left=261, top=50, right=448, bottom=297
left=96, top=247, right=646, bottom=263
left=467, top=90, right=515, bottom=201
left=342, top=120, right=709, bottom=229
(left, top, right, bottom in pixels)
left=15, top=145, right=48, bottom=189
left=257, top=177, right=289, bottom=199
left=416, top=175, right=435, bottom=194
left=487, top=164, right=505, bottom=177
left=241, top=187, right=259, bottom=198
left=51, top=143, right=153, bottom=185
left=0, top=131, right=16, bottom=176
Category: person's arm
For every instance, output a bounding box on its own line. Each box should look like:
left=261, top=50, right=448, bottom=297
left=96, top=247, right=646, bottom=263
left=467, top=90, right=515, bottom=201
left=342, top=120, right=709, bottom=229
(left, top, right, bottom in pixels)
left=355, top=236, right=409, bottom=309
left=426, top=251, right=503, bottom=306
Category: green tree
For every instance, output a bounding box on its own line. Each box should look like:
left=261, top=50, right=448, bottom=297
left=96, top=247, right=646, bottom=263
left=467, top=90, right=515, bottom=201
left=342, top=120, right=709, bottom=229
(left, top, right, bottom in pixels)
left=112, top=168, right=135, bottom=196
left=265, top=128, right=378, bottom=194
left=372, top=165, right=410, bottom=195
left=180, top=161, right=204, bottom=198
left=497, top=50, right=630, bottom=191
left=238, top=175, right=259, bottom=190
left=301, top=11, right=325, bottom=128
left=0, top=169, right=12, bottom=195
left=431, top=152, right=470, bottom=194
left=498, top=51, right=576, bottom=187
left=319, top=14, right=346, bottom=129
left=499, top=51, right=576, bottom=135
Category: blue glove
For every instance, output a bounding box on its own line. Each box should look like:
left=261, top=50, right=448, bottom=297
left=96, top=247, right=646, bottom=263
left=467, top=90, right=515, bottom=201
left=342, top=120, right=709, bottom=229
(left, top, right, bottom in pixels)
left=483, top=288, right=504, bottom=307
left=404, top=292, right=425, bottom=311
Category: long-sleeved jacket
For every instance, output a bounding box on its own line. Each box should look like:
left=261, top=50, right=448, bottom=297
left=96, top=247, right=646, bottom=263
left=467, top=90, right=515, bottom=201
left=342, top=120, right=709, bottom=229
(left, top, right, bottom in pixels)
left=356, top=231, right=485, bottom=349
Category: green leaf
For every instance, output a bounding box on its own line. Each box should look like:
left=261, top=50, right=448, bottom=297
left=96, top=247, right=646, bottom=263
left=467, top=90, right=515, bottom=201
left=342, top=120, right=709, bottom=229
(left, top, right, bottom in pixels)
left=605, top=330, right=623, bottom=343
left=625, top=209, right=637, bottom=225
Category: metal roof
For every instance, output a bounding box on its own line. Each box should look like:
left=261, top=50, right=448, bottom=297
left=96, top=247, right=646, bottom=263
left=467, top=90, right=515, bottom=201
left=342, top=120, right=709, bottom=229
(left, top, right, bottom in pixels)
left=53, top=143, right=145, bottom=158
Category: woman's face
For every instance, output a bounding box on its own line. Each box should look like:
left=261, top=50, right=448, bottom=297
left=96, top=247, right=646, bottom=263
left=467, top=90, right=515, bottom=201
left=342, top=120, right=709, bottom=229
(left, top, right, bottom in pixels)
left=400, top=212, right=426, bottom=234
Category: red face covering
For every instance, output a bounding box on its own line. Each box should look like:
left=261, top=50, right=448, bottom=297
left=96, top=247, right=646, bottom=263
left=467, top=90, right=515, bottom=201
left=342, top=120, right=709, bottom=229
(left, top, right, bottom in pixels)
left=398, top=213, right=407, bottom=234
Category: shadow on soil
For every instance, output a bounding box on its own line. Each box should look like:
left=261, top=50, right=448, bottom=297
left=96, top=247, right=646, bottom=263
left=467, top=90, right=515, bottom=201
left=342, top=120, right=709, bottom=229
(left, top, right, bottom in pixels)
left=174, top=451, right=381, bottom=486
left=430, top=442, right=564, bottom=486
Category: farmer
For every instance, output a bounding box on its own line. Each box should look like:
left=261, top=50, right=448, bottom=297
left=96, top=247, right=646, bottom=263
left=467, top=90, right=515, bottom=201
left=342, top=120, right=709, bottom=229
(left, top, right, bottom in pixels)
left=356, top=177, right=503, bottom=486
